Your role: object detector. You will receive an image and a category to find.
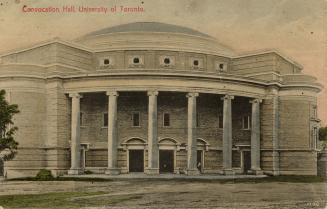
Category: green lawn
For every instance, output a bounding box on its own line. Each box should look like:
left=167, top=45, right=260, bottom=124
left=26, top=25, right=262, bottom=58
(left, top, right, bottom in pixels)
left=7, top=175, right=327, bottom=183
left=0, top=191, right=143, bottom=209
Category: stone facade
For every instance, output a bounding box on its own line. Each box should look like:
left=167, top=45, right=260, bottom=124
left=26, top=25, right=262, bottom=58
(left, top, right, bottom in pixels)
left=0, top=22, right=322, bottom=178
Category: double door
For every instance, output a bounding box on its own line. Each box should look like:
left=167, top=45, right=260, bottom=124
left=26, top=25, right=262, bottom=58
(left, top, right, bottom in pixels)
left=159, top=150, right=174, bottom=173
left=129, top=150, right=144, bottom=172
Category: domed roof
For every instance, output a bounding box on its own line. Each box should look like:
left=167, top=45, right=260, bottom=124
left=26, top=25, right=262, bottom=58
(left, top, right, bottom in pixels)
left=86, top=22, right=211, bottom=38
left=77, top=21, right=235, bottom=56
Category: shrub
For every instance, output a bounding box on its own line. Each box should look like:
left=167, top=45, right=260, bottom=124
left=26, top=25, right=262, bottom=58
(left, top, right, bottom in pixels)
left=35, top=169, right=54, bottom=180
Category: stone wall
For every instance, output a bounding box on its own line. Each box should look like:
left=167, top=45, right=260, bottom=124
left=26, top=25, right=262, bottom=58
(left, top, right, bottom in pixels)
left=277, top=96, right=317, bottom=175
left=279, top=151, right=317, bottom=175
left=279, top=97, right=311, bottom=149
left=4, top=87, right=48, bottom=178
left=95, top=50, right=230, bottom=73
left=231, top=53, right=300, bottom=76
left=1, top=43, right=93, bottom=71
left=56, top=43, right=93, bottom=70
left=1, top=44, right=56, bottom=65
left=1, top=78, right=72, bottom=178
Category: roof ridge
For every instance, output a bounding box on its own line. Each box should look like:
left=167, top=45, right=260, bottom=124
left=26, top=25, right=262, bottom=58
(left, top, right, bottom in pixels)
left=82, top=21, right=211, bottom=38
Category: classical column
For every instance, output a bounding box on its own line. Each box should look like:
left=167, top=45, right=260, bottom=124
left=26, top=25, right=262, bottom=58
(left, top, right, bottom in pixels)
left=250, top=98, right=263, bottom=175
left=68, top=93, right=82, bottom=175
left=105, top=91, right=120, bottom=175
left=222, top=95, right=234, bottom=175
left=187, top=92, right=199, bottom=175
left=146, top=91, right=159, bottom=174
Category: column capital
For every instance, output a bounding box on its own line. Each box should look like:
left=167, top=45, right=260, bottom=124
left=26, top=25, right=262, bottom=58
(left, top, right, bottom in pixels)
left=147, top=90, right=159, bottom=96
left=186, top=92, right=199, bottom=98
left=221, top=94, right=234, bottom=101
left=106, top=91, right=119, bottom=97
left=69, top=93, right=83, bottom=99
left=250, top=98, right=263, bottom=104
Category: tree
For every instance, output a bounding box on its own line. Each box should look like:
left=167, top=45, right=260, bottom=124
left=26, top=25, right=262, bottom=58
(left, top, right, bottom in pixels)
left=319, top=126, right=327, bottom=142
left=0, top=90, right=19, bottom=161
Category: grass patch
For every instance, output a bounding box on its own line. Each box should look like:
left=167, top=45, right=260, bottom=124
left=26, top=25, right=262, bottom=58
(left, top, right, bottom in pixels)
left=6, top=175, right=327, bottom=184
left=206, top=175, right=327, bottom=184
left=72, top=194, right=143, bottom=206
left=0, top=192, right=143, bottom=209
left=7, top=176, right=113, bottom=182
left=231, top=175, right=327, bottom=183
left=126, top=175, right=327, bottom=184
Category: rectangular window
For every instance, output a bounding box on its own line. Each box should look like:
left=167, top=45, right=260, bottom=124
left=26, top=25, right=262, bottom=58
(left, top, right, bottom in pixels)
left=196, top=113, right=200, bottom=127
left=132, top=112, right=140, bottom=127
left=242, top=115, right=251, bottom=130
left=312, top=127, right=318, bottom=149
left=163, top=113, right=170, bottom=127
left=103, top=113, right=108, bottom=127
left=80, top=112, right=84, bottom=126
left=218, top=115, right=223, bottom=129
left=313, top=106, right=318, bottom=119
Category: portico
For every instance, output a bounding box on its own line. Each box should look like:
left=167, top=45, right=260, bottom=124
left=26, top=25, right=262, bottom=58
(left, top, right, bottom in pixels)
left=67, top=90, right=262, bottom=176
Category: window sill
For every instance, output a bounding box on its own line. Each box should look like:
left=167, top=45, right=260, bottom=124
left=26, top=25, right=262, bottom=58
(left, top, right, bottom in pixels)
left=160, top=64, right=175, bottom=68
left=128, top=64, right=144, bottom=68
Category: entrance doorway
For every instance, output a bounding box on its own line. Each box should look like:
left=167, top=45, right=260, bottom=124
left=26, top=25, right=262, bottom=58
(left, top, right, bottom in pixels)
left=197, top=150, right=203, bottom=173
left=243, top=151, right=251, bottom=174
left=159, top=150, right=174, bottom=173
left=0, top=159, right=3, bottom=176
left=129, top=150, right=144, bottom=172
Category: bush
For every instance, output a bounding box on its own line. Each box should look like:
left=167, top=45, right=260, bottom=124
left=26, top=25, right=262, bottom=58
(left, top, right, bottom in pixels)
left=35, top=169, right=54, bottom=180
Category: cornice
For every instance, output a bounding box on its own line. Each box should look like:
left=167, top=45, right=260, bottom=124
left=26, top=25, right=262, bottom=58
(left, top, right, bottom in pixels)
left=233, top=49, right=303, bottom=70
left=0, top=38, right=92, bottom=57
left=0, top=65, right=322, bottom=92
left=62, top=70, right=322, bottom=93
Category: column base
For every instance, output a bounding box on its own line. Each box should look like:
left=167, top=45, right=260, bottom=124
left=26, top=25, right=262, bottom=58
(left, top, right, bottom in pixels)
left=249, top=168, right=263, bottom=175
left=145, top=168, right=159, bottom=175
left=272, top=170, right=280, bottom=176
left=105, top=168, right=120, bottom=175
left=68, top=169, right=83, bottom=175
left=186, top=169, right=200, bottom=176
left=223, top=169, right=235, bottom=175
